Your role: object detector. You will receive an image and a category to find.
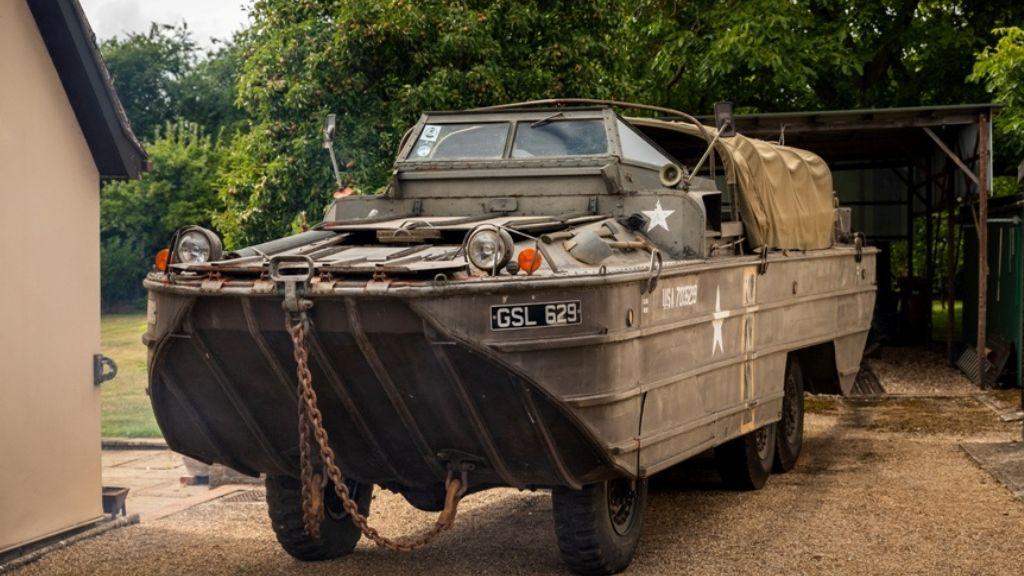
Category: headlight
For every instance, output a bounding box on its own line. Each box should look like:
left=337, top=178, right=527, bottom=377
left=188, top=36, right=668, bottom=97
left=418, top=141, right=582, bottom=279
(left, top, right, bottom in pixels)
left=174, top=226, right=223, bottom=265
left=466, top=225, right=513, bottom=273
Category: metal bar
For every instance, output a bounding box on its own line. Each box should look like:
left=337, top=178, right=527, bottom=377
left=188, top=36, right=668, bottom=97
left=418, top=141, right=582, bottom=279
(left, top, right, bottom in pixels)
left=925, top=160, right=934, bottom=339
left=842, top=200, right=908, bottom=206
left=302, top=327, right=415, bottom=486
left=343, top=298, right=447, bottom=479
left=977, top=114, right=990, bottom=386
left=185, top=318, right=292, bottom=473
left=923, top=126, right=980, bottom=186
left=517, top=386, right=582, bottom=490
left=906, top=165, right=915, bottom=277
left=891, top=166, right=913, bottom=189
left=240, top=299, right=297, bottom=401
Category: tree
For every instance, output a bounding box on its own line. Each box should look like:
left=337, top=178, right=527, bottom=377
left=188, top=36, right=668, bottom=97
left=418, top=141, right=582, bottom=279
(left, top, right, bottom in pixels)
left=627, top=0, right=1024, bottom=113
left=177, top=39, right=248, bottom=141
left=971, top=27, right=1024, bottom=168
left=102, top=24, right=245, bottom=142
left=101, top=121, right=223, bottom=307
left=101, top=23, right=198, bottom=140
left=217, top=0, right=638, bottom=246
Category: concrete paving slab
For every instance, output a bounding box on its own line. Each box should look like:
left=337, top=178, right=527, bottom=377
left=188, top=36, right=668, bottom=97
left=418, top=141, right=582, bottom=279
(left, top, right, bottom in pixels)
left=123, top=452, right=185, bottom=470
left=961, top=441, right=1024, bottom=499
left=99, top=451, right=150, bottom=467
left=101, top=449, right=208, bottom=519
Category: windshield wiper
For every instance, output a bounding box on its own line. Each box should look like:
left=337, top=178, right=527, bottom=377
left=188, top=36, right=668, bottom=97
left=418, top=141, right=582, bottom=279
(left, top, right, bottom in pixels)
left=531, top=112, right=564, bottom=128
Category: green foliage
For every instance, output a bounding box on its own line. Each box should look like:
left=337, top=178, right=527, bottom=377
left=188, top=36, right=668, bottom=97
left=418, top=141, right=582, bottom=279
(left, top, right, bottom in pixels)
left=630, top=0, right=1024, bottom=113
left=100, top=121, right=224, bottom=308
left=101, top=23, right=198, bottom=140
left=102, top=23, right=245, bottom=141
left=971, top=27, right=1024, bottom=165
left=100, top=25, right=245, bottom=306
left=177, top=40, right=248, bottom=140
left=100, top=236, right=147, bottom=309
left=217, top=0, right=638, bottom=246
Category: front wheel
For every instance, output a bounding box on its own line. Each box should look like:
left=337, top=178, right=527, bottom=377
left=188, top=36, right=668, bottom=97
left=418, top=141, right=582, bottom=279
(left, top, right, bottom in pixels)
left=265, top=474, right=373, bottom=561
left=715, top=423, right=777, bottom=490
left=551, top=477, right=648, bottom=575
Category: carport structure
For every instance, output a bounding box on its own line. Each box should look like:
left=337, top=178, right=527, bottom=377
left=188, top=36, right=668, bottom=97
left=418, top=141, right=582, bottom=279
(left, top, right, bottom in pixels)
left=648, top=104, right=998, bottom=383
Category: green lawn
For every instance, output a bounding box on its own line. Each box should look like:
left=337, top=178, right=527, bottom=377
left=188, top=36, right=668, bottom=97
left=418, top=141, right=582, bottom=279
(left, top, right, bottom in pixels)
left=101, top=313, right=162, bottom=438
left=931, top=299, right=963, bottom=341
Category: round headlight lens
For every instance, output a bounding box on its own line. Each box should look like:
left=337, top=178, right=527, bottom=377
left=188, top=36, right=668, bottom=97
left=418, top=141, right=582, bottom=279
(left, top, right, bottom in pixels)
left=466, top=226, right=513, bottom=273
left=174, top=227, right=223, bottom=265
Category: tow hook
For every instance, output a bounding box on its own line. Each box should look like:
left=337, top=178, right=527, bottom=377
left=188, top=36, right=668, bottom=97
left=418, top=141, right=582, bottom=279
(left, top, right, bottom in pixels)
left=269, top=255, right=315, bottom=315
left=437, top=449, right=483, bottom=499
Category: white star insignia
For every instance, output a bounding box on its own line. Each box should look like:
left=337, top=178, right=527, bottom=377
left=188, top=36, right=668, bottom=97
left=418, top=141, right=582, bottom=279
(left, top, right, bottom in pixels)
left=642, top=200, right=674, bottom=233
left=711, top=286, right=730, bottom=355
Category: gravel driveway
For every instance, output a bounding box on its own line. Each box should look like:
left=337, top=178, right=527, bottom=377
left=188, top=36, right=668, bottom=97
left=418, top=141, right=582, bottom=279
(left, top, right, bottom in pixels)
left=12, top=350, right=1024, bottom=576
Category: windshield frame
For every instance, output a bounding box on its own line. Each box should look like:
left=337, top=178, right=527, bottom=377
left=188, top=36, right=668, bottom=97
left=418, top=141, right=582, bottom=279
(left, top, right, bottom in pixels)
left=398, top=108, right=619, bottom=164
left=397, top=107, right=682, bottom=170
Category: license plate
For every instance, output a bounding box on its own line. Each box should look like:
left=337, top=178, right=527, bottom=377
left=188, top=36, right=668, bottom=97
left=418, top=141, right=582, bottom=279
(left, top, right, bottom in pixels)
left=490, top=301, right=582, bottom=331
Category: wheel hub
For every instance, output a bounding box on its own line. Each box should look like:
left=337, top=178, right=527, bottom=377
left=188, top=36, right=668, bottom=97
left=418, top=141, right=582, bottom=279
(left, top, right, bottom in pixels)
left=325, top=482, right=356, bottom=521
left=754, top=427, right=772, bottom=461
left=607, top=479, right=638, bottom=536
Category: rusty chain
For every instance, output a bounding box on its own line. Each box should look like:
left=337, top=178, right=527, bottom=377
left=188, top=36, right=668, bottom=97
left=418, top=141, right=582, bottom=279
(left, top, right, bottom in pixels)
left=285, top=314, right=464, bottom=551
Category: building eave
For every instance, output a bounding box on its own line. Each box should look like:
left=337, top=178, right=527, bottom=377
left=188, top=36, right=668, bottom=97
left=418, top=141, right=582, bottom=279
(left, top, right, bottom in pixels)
left=26, top=0, right=148, bottom=180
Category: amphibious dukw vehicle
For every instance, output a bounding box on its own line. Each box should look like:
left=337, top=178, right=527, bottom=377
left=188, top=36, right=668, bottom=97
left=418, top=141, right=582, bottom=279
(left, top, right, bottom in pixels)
left=144, top=99, right=876, bottom=574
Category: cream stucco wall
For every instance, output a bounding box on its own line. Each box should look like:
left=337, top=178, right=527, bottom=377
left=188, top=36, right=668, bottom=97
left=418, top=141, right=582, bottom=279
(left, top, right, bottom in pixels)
left=0, top=0, right=104, bottom=552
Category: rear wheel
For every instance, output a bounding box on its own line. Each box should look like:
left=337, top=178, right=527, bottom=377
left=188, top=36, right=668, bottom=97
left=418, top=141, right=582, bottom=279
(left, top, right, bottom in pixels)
left=715, top=423, right=777, bottom=490
left=265, top=474, right=373, bottom=561
left=774, top=356, right=805, bottom=472
left=551, top=477, right=648, bottom=575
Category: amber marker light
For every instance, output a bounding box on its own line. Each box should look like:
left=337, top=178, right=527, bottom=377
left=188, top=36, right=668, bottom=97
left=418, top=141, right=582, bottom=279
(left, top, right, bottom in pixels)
left=517, top=248, right=543, bottom=275
left=154, top=248, right=170, bottom=272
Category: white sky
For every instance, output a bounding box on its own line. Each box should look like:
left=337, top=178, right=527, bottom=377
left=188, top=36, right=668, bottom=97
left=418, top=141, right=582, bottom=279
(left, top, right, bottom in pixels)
left=79, top=0, right=252, bottom=49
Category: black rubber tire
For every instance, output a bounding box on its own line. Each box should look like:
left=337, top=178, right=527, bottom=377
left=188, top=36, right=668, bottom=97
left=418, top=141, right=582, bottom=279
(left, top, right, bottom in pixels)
left=551, top=478, right=648, bottom=575
left=715, top=423, right=777, bottom=490
left=774, top=355, right=805, bottom=473
left=400, top=485, right=446, bottom=512
left=265, top=475, right=373, bottom=561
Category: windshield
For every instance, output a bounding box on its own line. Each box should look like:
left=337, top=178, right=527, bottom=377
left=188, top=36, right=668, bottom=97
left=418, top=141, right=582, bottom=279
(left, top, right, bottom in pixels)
left=512, top=119, right=608, bottom=158
left=407, top=123, right=510, bottom=161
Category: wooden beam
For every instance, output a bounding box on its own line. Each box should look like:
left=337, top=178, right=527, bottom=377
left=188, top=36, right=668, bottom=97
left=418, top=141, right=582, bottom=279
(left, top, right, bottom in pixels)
left=945, top=168, right=956, bottom=366
left=976, top=114, right=990, bottom=387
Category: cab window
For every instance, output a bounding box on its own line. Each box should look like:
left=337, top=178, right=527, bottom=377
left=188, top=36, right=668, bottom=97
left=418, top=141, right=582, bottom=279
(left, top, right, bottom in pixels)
left=407, top=123, right=510, bottom=161
left=616, top=119, right=675, bottom=167
left=511, top=119, right=608, bottom=158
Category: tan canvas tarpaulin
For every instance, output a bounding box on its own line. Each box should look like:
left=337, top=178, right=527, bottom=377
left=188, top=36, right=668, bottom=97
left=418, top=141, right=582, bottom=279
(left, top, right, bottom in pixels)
left=629, top=118, right=835, bottom=250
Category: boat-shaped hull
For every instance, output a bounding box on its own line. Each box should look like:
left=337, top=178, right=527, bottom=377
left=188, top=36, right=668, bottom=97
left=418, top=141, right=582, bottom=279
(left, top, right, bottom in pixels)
left=145, top=247, right=875, bottom=493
